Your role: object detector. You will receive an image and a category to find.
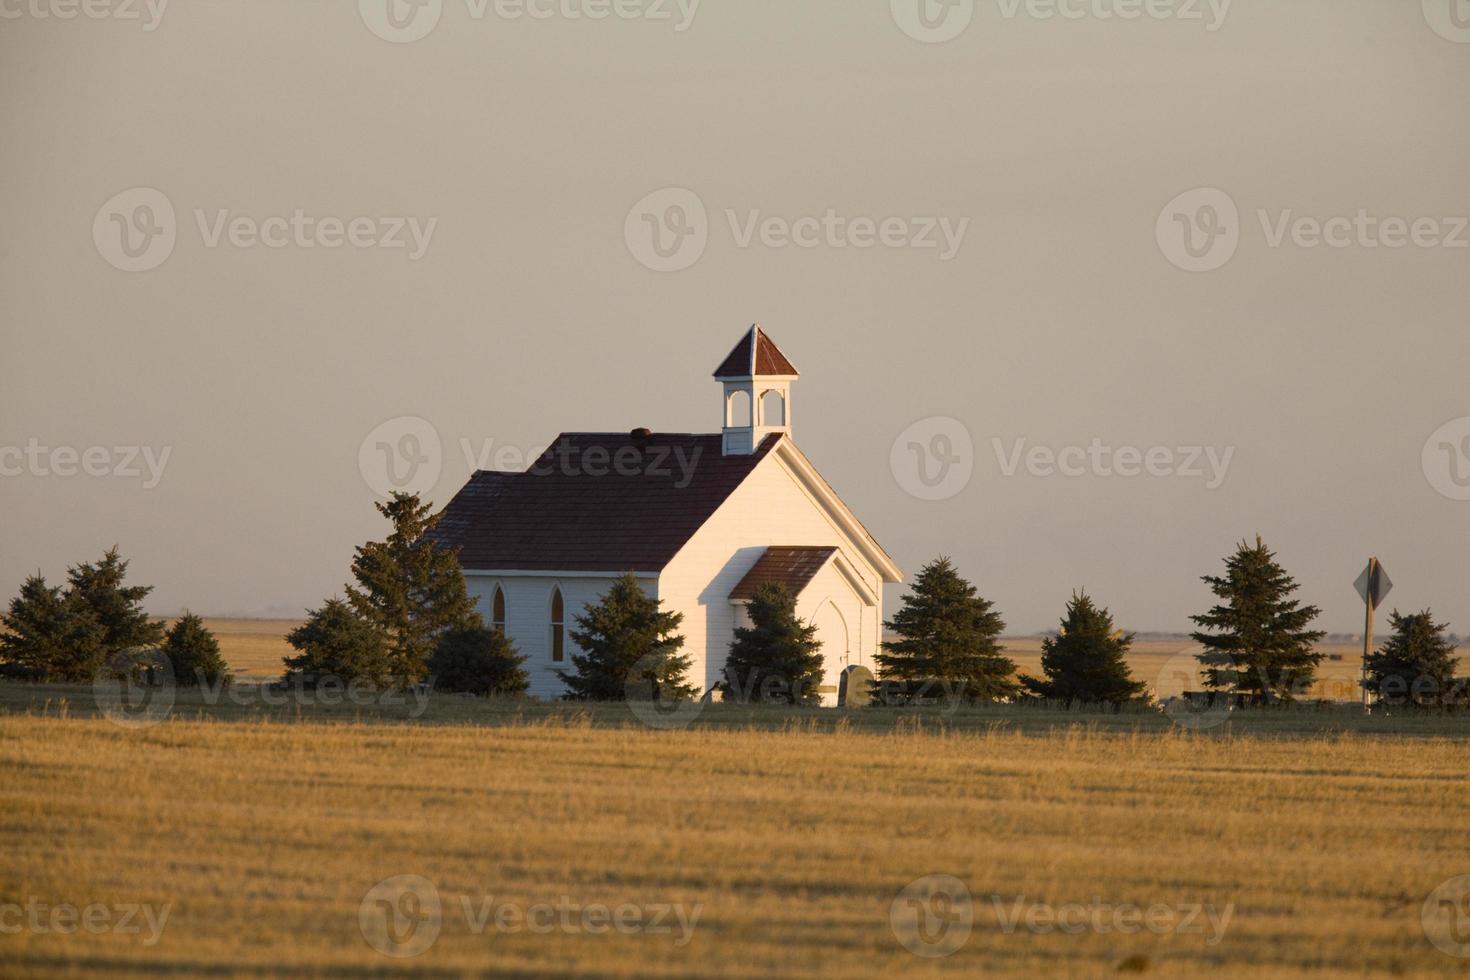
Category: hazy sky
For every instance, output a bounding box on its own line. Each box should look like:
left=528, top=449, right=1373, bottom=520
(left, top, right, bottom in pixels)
left=2, top=0, right=1467, bottom=634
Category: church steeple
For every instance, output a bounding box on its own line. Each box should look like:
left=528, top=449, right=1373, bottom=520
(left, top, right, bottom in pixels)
left=714, top=325, right=799, bottom=456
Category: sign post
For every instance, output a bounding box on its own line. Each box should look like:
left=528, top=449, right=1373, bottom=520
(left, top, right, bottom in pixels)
left=1353, top=558, right=1393, bottom=713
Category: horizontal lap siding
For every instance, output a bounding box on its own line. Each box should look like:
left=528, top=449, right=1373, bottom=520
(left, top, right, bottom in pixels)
left=660, top=459, right=884, bottom=695
left=465, top=575, right=642, bottom=700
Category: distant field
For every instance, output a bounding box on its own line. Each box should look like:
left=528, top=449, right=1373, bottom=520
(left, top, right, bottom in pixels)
left=1, top=709, right=1468, bottom=977
left=189, top=618, right=1463, bottom=701
left=164, top=618, right=300, bottom=679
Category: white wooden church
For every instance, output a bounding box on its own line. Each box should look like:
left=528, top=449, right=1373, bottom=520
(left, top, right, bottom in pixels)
left=434, top=326, right=902, bottom=703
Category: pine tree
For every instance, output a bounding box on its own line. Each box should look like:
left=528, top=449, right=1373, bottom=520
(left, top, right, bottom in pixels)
left=875, top=557, right=1018, bottom=703
left=285, top=599, right=392, bottom=687
left=1365, top=609, right=1462, bottom=708
left=558, top=573, right=695, bottom=702
left=66, top=548, right=163, bottom=660
left=1021, top=592, right=1147, bottom=705
left=163, top=612, right=230, bottom=688
left=721, top=583, right=825, bottom=705
left=1190, top=535, right=1324, bottom=701
left=428, top=627, right=530, bottom=697
left=0, top=574, right=106, bottom=681
left=345, top=493, right=482, bottom=684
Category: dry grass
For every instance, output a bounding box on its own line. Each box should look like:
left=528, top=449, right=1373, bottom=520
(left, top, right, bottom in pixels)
left=1, top=706, right=1468, bottom=978
left=167, top=618, right=300, bottom=680
left=3, top=621, right=1461, bottom=976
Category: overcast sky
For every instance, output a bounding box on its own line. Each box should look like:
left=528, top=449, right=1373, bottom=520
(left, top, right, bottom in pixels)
left=2, top=0, right=1467, bottom=634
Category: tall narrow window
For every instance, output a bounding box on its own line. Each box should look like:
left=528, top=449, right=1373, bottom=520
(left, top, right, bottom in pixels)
left=550, top=588, right=565, bottom=662
left=492, top=586, right=506, bottom=634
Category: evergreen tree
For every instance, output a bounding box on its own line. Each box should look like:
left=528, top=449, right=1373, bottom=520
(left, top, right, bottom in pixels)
left=0, top=574, right=106, bottom=681
left=284, top=599, right=392, bottom=686
left=1365, top=609, right=1462, bottom=708
left=558, top=573, right=695, bottom=701
left=721, top=583, right=825, bottom=705
left=66, top=547, right=163, bottom=660
left=875, top=557, right=1018, bottom=703
left=1190, top=535, right=1324, bottom=701
left=163, top=612, right=230, bottom=688
left=1021, top=592, right=1147, bottom=705
left=345, top=493, right=482, bottom=683
left=428, top=627, right=530, bottom=697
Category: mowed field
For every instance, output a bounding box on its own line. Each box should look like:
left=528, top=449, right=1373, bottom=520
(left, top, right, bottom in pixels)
left=196, top=618, right=1462, bottom=701
left=2, top=621, right=1467, bottom=977
left=2, top=709, right=1469, bottom=977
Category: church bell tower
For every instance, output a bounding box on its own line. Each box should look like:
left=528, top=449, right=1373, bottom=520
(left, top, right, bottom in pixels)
left=713, top=325, right=800, bottom=456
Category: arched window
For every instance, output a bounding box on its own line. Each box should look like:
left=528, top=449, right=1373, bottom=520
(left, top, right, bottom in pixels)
left=727, top=389, right=752, bottom=427
left=492, top=586, right=506, bottom=634
left=760, top=389, right=786, bottom=426
left=550, top=587, right=565, bottom=662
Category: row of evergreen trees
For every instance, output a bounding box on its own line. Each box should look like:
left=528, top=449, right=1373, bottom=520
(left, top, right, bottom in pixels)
left=1, top=512, right=1462, bottom=710
left=0, top=549, right=228, bottom=686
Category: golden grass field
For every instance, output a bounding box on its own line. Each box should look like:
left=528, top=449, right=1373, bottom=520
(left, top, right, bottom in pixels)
left=2, top=707, right=1470, bottom=978
left=2, top=620, right=1468, bottom=977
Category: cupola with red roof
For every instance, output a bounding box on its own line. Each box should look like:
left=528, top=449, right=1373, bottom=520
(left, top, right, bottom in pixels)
left=714, top=325, right=799, bottom=456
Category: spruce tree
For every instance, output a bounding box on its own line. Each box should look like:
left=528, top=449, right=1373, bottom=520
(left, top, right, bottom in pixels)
left=1365, top=609, right=1461, bottom=708
left=345, top=493, right=481, bottom=684
left=428, top=627, right=530, bottom=697
left=559, top=573, right=695, bottom=701
left=722, top=583, right=825, bottom=705
left=285, top=599, right=392, bottom=687
left=66, top=548, right=163, bottom=660
left=0, top=574, right=105, bottom=681
left=163, top=613, right=230, bottom=688
left=1190, top=535, right=1324, bottom=701
left=1022, top=592, right=1147, bottom=705
left=875, top=557, right=1018, bottom=703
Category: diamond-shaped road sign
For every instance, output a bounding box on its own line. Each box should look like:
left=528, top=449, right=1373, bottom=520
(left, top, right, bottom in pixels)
left=1354, top=561, right=1393, bottom=610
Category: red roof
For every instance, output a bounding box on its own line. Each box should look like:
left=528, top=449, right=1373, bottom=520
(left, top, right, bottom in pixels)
left=433, top=432, right=781, bottom=572
left=712, top=325, right=800, bottom=379
left=729, top=546, right=838, bottom=601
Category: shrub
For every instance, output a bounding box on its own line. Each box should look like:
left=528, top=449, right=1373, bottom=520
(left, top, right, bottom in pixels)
left=164, top=612, right=230, bottom=688
left=1022, top=592, right=1148, bottom=705
left=429, top=627, right=530, bottom=697
left=558, top=574, right=694, bottom=702
left=721, top=583, right=824, bottom=705
left=284, top=599, right=392, bottom=687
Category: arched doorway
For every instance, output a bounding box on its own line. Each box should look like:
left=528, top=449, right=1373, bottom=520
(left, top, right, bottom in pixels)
left=811, top=600, right=849, bottom=708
